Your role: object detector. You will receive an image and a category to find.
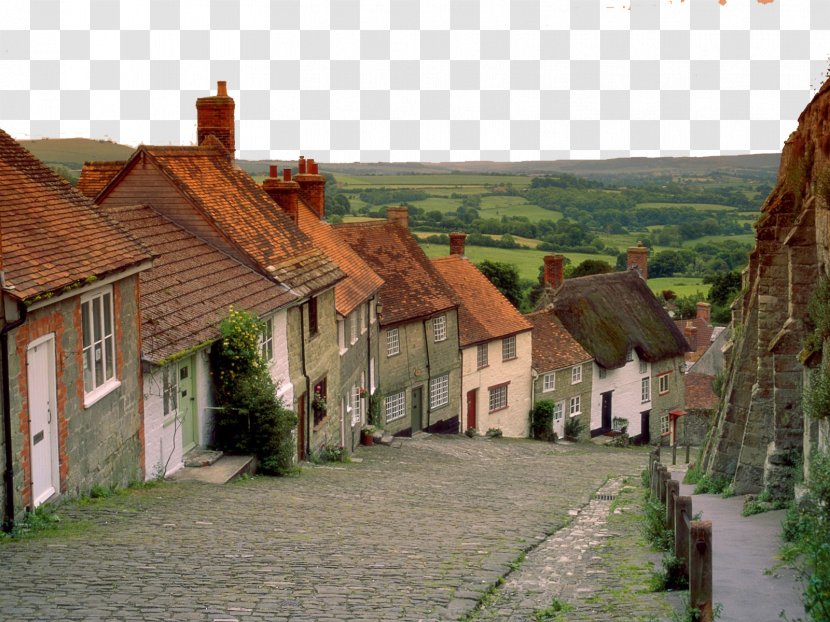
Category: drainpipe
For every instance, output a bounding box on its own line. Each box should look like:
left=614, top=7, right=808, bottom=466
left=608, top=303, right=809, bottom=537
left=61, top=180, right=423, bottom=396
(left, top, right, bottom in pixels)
left=421, top=319, right=432, bottom=431
left=2, top=296, right=27, bottom=532
left=530, top=368, right=539, bottom=439
left=298, top=302, right=311, bottom=459
left=365, top=299, right=372, bottom=429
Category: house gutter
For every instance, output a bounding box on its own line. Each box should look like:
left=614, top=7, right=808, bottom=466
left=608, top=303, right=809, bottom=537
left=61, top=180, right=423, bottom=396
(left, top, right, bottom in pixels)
left=299, top=303, right=311, bottom=459
left=2, top=296, right=27, bottom=532
left=422, top=319, right=432, bottom=431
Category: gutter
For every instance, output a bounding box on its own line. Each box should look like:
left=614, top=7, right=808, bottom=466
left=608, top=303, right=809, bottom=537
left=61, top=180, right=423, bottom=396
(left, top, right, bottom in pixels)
left=2, top=296, right=27, bottom=532
left=422, top=319, right=432, bottom=431
left=299, top=303, right=311, bottom=460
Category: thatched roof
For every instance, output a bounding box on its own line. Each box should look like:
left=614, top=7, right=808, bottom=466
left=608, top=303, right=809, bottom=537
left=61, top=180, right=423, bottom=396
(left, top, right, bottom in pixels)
left=551, top=270, right=691, bottom=369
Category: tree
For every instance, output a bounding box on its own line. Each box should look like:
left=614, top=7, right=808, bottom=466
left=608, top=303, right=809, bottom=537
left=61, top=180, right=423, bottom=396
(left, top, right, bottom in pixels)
left=569, top=259, right=613, bottom=278
left=705, top=271, right=742, bottom=307
left=477, top=260, right=524, bottom=309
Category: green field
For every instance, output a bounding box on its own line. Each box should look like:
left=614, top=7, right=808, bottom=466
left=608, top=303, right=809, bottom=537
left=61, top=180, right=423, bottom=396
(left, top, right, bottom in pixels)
left=20, top=138, right=135, bottom=165
left=647, top=277, right=708, bottom=299
left=335, top=173, right=533, bottom=189
left=635, top=202, right=737, bottom=212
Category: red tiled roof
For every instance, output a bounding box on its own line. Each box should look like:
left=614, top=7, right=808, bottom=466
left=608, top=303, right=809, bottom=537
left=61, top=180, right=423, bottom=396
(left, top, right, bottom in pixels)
left=526, top=309, right=592, bottom=371
left=685, top=372, right=718, bottom=411
left=77, top=161, right=126, bottom=199
left=103, top=139, right=344, bottom=298
left=674, top=317, right=714, bottom=357
left=296, top=200, right=382, bottom=316
left=0, top=129, right=150, bottom=301
left=108, top=204, right=297, bottom=363
left=334, top=220, right=456, bottom=325
left=432, top=255, right=531, bottom=347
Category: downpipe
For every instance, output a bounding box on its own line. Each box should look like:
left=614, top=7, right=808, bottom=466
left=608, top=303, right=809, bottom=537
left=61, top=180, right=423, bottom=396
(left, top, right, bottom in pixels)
left=2, top=297, right=27, bottom=532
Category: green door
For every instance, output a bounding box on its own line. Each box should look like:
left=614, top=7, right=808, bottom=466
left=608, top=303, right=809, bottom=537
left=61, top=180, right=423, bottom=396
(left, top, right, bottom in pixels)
left=411, top=387, right=423, bottom=433
left=178, top=357, right=197, bottom=452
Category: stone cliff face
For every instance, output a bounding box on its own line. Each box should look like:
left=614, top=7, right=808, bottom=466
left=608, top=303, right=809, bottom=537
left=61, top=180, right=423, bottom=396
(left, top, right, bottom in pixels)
left=701, top=82, right=830, bottom=498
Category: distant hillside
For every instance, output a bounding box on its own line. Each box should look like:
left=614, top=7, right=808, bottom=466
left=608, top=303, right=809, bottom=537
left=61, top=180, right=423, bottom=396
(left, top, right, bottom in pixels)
left=18, top=137, right=780, bottom=182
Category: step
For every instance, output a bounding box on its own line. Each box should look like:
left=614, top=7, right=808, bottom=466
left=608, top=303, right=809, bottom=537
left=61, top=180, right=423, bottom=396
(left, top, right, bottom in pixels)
left=172, top=455, right=255, bottom=484
left=183, top=447, right=223, bottom=468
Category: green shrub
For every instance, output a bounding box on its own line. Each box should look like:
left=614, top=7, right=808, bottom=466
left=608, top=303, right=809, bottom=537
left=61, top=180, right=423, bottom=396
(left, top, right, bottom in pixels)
left=309, top=444, right=350, bottom=464
left=651, top=554, right=689, bottom=592
left=564, top=414, right=585, bottom=440
left=530, top=400, right=556, bottom=442
left=682, top=463, right=703, bottom=485
left=804, top=364, right=830, bottom=421
left=642, top=496, right=673, bottom=552
left=693, top=473, right=731, bottom=495
left=485, top=428, right=503, bottom=438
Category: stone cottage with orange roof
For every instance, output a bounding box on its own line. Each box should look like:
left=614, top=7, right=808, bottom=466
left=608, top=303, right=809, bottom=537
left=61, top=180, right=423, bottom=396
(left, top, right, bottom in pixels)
left=432, top=234, right=533, bottom=437
left=526, top=308, right=593, bottom=441
left=0, top=129, right=152, bottom=528
left=262, top=163, right=383, bottom=451
left=335, top=208, right=462, bottom=436
left=80, top=82, right=346, bottom=461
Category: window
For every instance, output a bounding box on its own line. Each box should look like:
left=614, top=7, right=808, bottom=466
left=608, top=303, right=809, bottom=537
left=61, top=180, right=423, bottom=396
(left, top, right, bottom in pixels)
left=553, top=401, right=564, bottom=420
left=162, top=365, right=178, bottom=418
left=489, top=383, right=508, bottom=412
left=661, top=412, right=670, bottom=435
left=308, top=296, right=319, bottom=335
left=259, top=316, right=274, bottom=362
left=598, top=367, right=607, bottom=379
left=370, top=300, right=377, bottom=324
left=569, top=395, right=581, bottom=416
left=352, top=384, right=361, bottom=425
left=350, top=311, right=358, bottom=345
left=433, top=315, right=447, bottom=342
left=502, top=335, right=516, bottom=361
left=369, top=357, right=376, bottom=393
left=476, top=343, right=488, bottom=369
left=361, top=304, right=368, bottom=334
left=312, top=377, right=327, bottom=425
left=626, top=348, right=634, bottom=363
left=337, top=318, right=346, bottom=354
left=641, top=376, right=651, bottom=402
left=385, top=390, right=406, bottom=422
left=430, top=374, right=449, bottom=409
left=659, top=373, right=671, bottom=395
left=571, top=365, right=582, bottom=384
left=639, top=360, right=648, bottom=374
left=386, top=328, right=400, bottom=356
left=543, top=373, right=555, bottom=392
left=81, top=287, right=117, bottom=401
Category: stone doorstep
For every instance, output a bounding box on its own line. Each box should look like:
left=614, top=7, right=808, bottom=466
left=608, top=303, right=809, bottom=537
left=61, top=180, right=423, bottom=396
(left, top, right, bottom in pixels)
left=171, top=455, right=255, bottom=484
left=183, top=447, right=224, bottom=468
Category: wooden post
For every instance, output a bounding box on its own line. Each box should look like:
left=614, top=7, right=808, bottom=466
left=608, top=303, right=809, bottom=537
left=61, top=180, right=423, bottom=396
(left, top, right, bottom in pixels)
left=659, top=467, right=669, bottom=505
left=675, top=496, right=692, bottom=576
left=690, top=520, right=713, bottom=622
left=685, top=415, right=690, bottom=464
left=672, top=440, right=677, bottom=465
left=651, top=460, right=660, bottom=498
left=666, top=479, right=679, bottom=528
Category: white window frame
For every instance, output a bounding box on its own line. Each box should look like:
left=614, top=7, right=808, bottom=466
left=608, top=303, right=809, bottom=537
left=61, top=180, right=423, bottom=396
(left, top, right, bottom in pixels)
left=598, top=366, right=607, bottom=379
left=626, top=348, right=634, bottom=363
left=430, top=374, right=449, bottom=409
left=641, top=376, right=651, bottom=403
left=571, top=365, right=582, bottom=384
left=370, top=299, right=377, bottom=324
left=476, top=343, right=488, bottom=369
left=385, top=390, right=406, bottom=422
left=569, top=395, right=581, bottom=416
left=350, top=311, right=358, bottom=345
left=352, top=384, right=361, bottom=425
left=337, top=318, right=347, bottom=355
left=488, top=383, right=508, bottom=413
left=661, top=412, right=670, bottom=435
left=433, top=315, right=447, bottom=342
left=259, top=316, right=274, bottom=362
left=659, top=373, right=670, bottom=395
left=542, top=373, right=555, bottom=392
left=553, top=401, right=564, bottom=420
left=162, top=364, right=178, bottom=420
left=639, top=359, right=648, bottom=374
left=386, top=327, right=400, bottom=357
left=81, top=286, right=120, bottom=406
left=502, top=335, right=516, bottom=361
left=361, top=304, right=368, bottom=334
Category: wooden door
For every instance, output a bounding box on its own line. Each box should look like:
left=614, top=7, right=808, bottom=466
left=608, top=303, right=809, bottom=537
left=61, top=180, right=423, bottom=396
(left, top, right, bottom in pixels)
left=28, top=335, right=59, bottom=507
left=411, top=387, right=422, bottom=432
left=640, top=410, right=651, bottom=445
left=466, top=389, right=477, bottom=430
left=601, top=391, right=612, bottom=431
left=297, top=392, right=306, bottom=461
left=178, top=357, right=196, bottom=452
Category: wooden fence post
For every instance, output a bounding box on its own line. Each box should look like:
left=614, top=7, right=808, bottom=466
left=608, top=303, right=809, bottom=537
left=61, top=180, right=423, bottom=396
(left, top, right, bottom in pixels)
left=659, top=467, right=669, bottom=505
left=666, top=479, right=679, bottom=528
left=672, top=440, right=677, bottom=466
left=690, top=520, right=713, bottom=622
left=651, top=460, right=660, bottom=498
left=674, top=496, right=692, bottom=576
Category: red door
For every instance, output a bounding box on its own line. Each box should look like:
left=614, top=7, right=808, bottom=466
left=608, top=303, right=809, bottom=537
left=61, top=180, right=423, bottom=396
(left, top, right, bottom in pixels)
left=466, top=389, right=477, bottom=430
left=297, top=392, right=306, bottom=461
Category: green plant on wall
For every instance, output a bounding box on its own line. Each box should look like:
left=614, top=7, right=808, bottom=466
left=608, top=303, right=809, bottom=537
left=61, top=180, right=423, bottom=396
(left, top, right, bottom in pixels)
left=530, top=400, right=556, bottom=442
left=210, top=306, right=297, bottom=475
left=367, top=391, right=382, bottom=428
left=804, top=364, right=830, bottom=421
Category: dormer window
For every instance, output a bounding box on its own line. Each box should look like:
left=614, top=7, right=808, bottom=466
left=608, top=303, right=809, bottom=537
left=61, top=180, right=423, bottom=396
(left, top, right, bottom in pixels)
left=626, top=348, right=634, bottom=363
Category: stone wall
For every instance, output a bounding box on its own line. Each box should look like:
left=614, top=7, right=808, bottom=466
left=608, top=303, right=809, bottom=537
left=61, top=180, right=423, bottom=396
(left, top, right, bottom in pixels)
left=533, top=361, right=593, bottom=440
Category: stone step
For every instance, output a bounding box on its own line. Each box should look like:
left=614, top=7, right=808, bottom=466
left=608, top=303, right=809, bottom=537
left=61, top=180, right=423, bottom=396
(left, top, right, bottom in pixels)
left=172, top=455, right=255, bottom=484
left=183, top=447, right=224, bottom=468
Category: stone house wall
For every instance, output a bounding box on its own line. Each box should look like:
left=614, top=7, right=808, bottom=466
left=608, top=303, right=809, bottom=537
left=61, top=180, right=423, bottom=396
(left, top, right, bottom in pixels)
left=533, top=361, right=593, bottom=441
left=650, top=356, right=687, bottom=445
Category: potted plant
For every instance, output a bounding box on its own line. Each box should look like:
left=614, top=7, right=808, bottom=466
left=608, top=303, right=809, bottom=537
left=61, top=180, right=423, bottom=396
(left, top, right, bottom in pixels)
left=312, top=391, right=327, bottom=414
left=360, top=425, right=375, bottom=446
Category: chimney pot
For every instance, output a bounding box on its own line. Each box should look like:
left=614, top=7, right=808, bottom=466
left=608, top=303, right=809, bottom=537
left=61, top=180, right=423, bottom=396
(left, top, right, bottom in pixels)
left=386, top=206, right=409, bottom=229
left=696, top=301, right=711, bottom=323
left=449, top=232, right=467, bottom=256
left=217, top=80, right=228, bottom=97
left=283, top=168, right=292, bottom=181
left=196, top=79, right=235, bottom=157
left=543, top=254, right=565, bottom=290
left=269, top=164, right=278, bottom=178
left=298, top=156, right=307, bottom=174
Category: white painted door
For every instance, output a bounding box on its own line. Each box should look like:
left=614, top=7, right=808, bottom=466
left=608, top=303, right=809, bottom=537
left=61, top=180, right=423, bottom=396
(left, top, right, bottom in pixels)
left=28, top=334, right=59, bottom=507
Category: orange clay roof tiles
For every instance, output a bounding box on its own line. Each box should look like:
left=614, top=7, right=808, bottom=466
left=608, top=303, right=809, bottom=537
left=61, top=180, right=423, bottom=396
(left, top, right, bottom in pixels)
left=108, top=204, right=297, bottom=363
left=77, top=160, right=126, bottom=199
left=108, top=139, right=344, bottom=298
left=0, top=130, right=150, bottom=301
left=431, top=255, right=531, bottom=347
left=296, top=200, right=382, bottom=316
left=334, top=220, right=456, bottom=325
left=526, top=309, right=593, bottom=372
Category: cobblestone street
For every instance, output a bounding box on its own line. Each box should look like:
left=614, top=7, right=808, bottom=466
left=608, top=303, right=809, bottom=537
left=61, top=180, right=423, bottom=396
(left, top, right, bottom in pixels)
left=0, top=436, right=666, bottom=621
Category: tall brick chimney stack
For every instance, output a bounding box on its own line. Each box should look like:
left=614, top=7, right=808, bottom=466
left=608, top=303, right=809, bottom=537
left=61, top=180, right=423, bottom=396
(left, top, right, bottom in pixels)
left=294, top=155, right=326, bottom=219
left=543, top=255, right=565, bottom=290
left=449, top=232, right=466, bottom=256
left=696, top=301, right=711, bottom=323
left=262, top=165, right=301, bottom=223
left=627, top=241, right=649, bottom=280
left=196, top=80, right=235, bottom=158
left=386, top=206, right=409, bottom=228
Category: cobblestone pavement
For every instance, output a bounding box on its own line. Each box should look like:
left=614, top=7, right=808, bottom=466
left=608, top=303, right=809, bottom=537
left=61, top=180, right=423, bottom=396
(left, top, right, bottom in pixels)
left=474, top=477, right=673, bottom=621
left=0, top=436, right=666, bottom=621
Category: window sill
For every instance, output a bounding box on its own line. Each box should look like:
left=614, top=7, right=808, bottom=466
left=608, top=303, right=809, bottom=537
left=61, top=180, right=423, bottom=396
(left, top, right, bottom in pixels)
left=431, top=402, right=448, bottom=411
left=502, top=357, right=517, bottom=363
left=542, top=388, right=555, bottom=393
left=489, top=405, right=508, bottom=414
left=571, top=381, right=582, bottom=385
left=476, top=364, right=489, bottom=371
left=387, top=352, right=400, bottom=358
left=570, top=411, right=582, bottom=417
left=163, top=415, right=178, bottom=428
left=659, top=390, right=670, bottom=396
left=642, top=399, right=651, bottom=404
left=84, top=379, right=121, bottom=409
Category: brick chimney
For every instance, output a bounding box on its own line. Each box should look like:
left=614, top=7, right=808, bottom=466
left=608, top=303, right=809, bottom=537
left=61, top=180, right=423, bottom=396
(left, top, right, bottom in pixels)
left=627, top=241, right=648, bottom=280
left=543, top=255, right=565, bottom=290
left=294, top=155, right=326, bottom=219
left=196, top=80, right=235, bottom=158
left=449, top=232, right=466, bottom=256
left=386, top=206, right=409, bottom=228
left=696, top=301, right=711, bottom=323
left=262, top=165, right=300, bottom=223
